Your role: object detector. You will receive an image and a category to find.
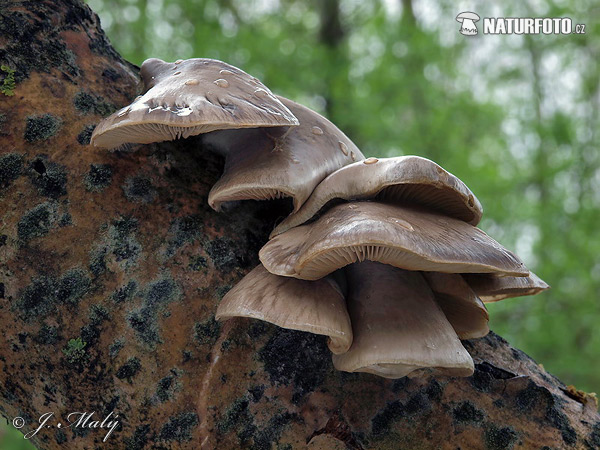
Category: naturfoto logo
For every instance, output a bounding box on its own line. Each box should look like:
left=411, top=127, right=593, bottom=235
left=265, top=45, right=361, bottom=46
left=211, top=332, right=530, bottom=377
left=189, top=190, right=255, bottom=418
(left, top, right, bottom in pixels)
left=456, top=12, right=586, bottom=36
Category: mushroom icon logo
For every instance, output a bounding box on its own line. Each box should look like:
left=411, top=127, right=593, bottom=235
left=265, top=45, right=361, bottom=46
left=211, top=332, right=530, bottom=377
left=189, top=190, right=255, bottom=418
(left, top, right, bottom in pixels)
left=456, top=11, right=480, bottom=35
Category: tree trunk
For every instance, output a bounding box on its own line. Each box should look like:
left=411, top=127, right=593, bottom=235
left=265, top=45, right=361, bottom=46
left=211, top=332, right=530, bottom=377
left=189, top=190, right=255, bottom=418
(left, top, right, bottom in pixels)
left=0, top=1, right=598, bottom=449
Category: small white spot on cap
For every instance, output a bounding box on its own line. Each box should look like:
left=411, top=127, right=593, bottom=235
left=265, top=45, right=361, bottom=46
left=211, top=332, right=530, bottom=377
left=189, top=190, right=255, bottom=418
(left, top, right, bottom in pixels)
left=338, top=141, right=348, bottom=156
left=311, top=126, right=323, bottom=135
left=389, top=218, right=414, bottom=231
left=219, top=69, right=235, bottom=75
left=185, top=79, right=200, bottom=86
left=214, top=79, right=229, bottom=88
left=364, top=157, right=378, bottom=164
left=175, top=59, right=183, bottom=64
left=350, top=151, right=356, bottom=161
left=254, top=88, right=269, bottom=98
left=117, top=106, right=130, bottom=117
left=173, top=71, right=181, bottom=76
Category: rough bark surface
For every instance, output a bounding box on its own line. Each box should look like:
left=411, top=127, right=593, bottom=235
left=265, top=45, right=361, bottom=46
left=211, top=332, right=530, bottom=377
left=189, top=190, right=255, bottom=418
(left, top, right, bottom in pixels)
left=0, top=1, right=599, bottom=449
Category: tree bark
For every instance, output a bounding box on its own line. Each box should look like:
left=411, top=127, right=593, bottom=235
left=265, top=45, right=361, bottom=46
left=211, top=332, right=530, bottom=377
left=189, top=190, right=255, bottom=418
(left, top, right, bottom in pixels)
left=0, top=1, right=598, bottom=449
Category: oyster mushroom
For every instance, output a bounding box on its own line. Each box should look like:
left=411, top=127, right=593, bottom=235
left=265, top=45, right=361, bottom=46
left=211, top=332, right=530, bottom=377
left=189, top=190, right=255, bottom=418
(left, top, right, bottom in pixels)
left=271, top=155, right=482, bottom=237
left=422, top=272, right=489, bottom=339
left=90, top=58, right=299, bottom=148
left=215, top=264, right=352, bottom=354
left=205, top=96, right=364, bottom=211
left=462, top=272, right=550, bottom=302
left=260, top=201, right=528, bottom=281
left=332, top=262, right=474, bottom=378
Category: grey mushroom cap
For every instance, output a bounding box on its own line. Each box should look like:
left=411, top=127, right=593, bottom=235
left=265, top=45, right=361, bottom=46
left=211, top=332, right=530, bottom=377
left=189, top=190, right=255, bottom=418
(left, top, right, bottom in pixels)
left=215, top=264, right=352, bottom=354
left=270, top=155, right=483, bottom=238
left=462, top=271, right=550, bottom=302
left=456, top=12, right=480, bottom=23
left=332, top=262, right=474, bottom=379
left=260, top=201, right=529, bottom=281
left=206, top=96, right=365, bottom=211
left=422, top=272, right=489, bottom=340
left=90, top=58, right=298, bottom=149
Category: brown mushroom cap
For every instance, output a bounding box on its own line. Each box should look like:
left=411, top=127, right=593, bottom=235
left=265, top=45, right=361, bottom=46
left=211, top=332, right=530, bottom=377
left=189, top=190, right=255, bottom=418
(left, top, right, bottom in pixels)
left=462, top=271, right=549, bottom=302
left=215, top=264, right=352, bottom=354
left=332, top=262, right=474, bottom=378
left=90, top=58, right=298, bottom=148
left=270, top=155, right=483, bottom=237
left=206, top=96, right=365, bottom=211
left=260, top=201, right=529, bottom=281
left=422, top=272, right=489, bottom=339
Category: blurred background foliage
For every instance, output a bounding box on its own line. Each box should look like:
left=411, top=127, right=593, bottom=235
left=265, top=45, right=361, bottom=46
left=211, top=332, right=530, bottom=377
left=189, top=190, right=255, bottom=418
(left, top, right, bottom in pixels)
left=6, top=0, right=600, bottom=446
left=89, top=0, right=599, bottom=390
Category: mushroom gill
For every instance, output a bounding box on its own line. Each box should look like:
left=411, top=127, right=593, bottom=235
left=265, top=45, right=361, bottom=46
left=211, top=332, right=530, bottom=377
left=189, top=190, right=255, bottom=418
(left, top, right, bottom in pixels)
left=260, top=201, right=528, bottom=281
left=206, top=96, right=365, bottom=212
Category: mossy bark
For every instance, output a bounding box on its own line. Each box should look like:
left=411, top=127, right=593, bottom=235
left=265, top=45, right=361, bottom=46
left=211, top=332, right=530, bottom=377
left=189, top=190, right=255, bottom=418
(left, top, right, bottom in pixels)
left=0, top=1, right=598, bottom=449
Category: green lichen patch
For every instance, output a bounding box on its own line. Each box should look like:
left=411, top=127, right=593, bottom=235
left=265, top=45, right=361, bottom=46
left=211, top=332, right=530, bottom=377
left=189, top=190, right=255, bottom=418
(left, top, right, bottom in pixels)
left=0, top=64, right=16, bottom=96
left=84, top=163, right=113, bottom=191
left=122, top=176, right=157, bottom=204
left=158, top=412, right=199, bottom=443
left=24, top=114, right=62, bottom=142
left=77, top=124, right=96, bottom=145
left=27, top=156, right=67, bottom=199
left=73, top=91, right=116, bottom=116
left=62, top=337, right=88, bottom=365
left=0, top=153, right=24, bottom=188
left=116, top=357, right=142, bottom=381
left=17, top=201, right=59, bottom=244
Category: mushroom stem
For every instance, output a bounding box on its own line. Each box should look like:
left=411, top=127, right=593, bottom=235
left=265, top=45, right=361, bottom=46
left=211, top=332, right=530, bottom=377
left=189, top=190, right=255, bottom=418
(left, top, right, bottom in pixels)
left=332, top=261, right=474, bottom=378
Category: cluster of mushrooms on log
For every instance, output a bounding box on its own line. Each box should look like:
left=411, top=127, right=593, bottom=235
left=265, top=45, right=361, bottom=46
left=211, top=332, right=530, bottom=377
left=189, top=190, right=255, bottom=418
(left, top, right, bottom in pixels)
left=91, top=57, right=549, bottom=380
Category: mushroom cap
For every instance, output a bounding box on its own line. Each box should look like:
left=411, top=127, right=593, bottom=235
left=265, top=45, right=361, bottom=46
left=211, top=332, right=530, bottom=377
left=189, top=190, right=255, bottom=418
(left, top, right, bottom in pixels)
left=215, top=264, right=352, bottom=354
left=332, top=262, right=474, bottom=378
left=422, top=272, right=489, bottom=340
left=270, top=155, right=483, bottom=238
left=462, top=271, right=549, bottom=302
left=456, top=11, right=480, bottom=23
left=90, top=58, right=298, bottom=148
left=206, top=96, right=365, bottom=211
left=260, top=201, right=529, bottom=281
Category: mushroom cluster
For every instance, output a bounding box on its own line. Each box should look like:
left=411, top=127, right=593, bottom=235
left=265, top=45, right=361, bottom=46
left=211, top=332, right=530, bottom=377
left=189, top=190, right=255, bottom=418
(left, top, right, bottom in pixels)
left=92, top=58, right=549, bottom=379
